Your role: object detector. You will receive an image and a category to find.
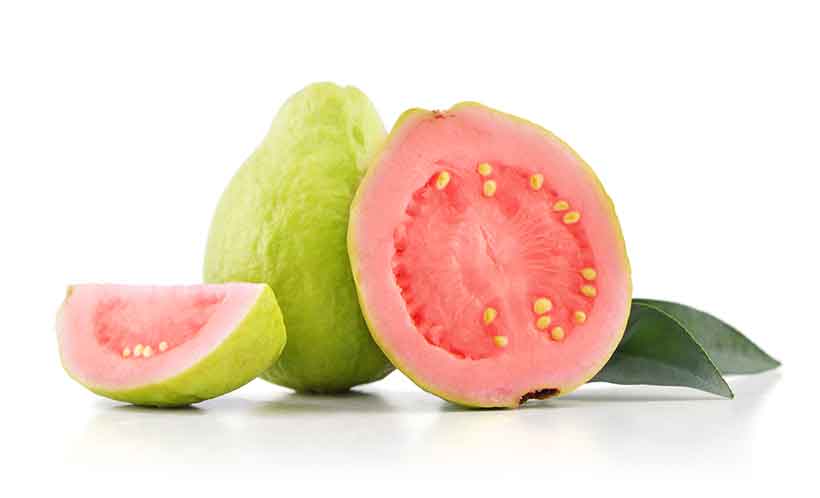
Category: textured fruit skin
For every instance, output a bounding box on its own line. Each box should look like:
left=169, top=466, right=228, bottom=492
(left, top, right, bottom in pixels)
left=348, top=103, right=632, bottom=408
left=57, top=285, right=287, bottom=407
left=204, top=83, right=393, bottom=392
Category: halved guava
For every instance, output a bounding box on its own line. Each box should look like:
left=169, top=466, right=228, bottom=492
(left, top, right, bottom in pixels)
left=348, top=103, right=632, bottom=408
left=56, top=283, right=286, bottom=407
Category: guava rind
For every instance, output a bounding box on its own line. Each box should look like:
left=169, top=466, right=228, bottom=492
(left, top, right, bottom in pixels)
left=57, top=285, right=287, bottom=407
left=204, top=83, right=393, bottom=393
left=348, top=103, right=632, bottom=408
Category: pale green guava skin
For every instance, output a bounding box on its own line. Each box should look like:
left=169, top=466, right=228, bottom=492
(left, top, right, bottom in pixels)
left=204, top=83, right=393, bottom=393
left=58, top=285, right=286, bottom=407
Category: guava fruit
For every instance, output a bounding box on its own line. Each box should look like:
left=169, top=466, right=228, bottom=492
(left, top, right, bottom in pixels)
left=56, top=283, right=286, bottom=407
left=348, top=103, right=632, bottom=408
left=204, top=82, right=393, bottom=393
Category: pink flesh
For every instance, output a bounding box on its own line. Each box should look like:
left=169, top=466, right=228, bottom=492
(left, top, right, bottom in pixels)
left=352, top=106, right=630, bottom=405
left=396, top=163, right=596, bottom=360
left=57, top=284, right=263, bottom=390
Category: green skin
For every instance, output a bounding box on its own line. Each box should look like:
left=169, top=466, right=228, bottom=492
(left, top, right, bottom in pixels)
left=59, top=285, right=287, bottom=407
left=204, top=83, right=393, bottom=393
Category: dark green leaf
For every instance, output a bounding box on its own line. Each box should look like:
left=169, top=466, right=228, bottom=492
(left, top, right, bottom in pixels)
left=633, top=299, right=780, bottom=374
left=591, top=302, right=733, bottom=398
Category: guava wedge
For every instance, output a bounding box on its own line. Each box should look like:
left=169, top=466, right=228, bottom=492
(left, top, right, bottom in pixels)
left=204, top=83, right=394, bottom=392
left=57, top=283, right=286, bottom=407
left=348, top=103, right=632, bottom=408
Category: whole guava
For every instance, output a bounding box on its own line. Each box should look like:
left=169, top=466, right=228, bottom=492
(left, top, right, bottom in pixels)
left=204, top=83, right=393, bottom=392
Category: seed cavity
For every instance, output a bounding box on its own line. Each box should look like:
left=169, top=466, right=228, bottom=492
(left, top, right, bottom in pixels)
left=553, top=200, right=569, bottom=212
left=580, top=268, right=597, bottom=281
left=158, top=341, right=168, bottom=352
left=397, top=160, right=597, bottom=360
left=483, top=307, right=498, bottom=325
left=122, top=347, right=131, bottom=358
left=563, top=211, right=581, bottom=224
left=142, top=345, right=153, bottom=358
left=134, top=344, right=143, bottom=357
left=530, top=174, right=544, bottom=191
left=435, top=170, right=451, bottom=190
left=533, top=297, right=552, bottom=315
left=573, top=311, right=587, bottom=324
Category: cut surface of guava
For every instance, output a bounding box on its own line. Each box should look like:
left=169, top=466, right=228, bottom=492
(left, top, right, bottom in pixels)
left=349, top=103, right=631, bottom=407
left=204, top=82, right=394, bottom=392
left=57, top=283, right=286, bottom=406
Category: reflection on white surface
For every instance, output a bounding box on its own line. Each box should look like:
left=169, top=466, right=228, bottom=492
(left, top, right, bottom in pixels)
left=63, top=372, right=783, bottom=478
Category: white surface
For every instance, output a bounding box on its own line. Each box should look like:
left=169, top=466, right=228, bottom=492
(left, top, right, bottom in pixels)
left=1, top=0, right=817, bottom=492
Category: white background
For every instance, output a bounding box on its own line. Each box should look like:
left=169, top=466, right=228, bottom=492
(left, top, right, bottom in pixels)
left=1, top=0, right=817, bottom=493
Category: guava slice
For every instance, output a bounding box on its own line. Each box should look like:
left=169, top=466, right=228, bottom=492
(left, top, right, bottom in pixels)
left=204, top=83, right=394, bottom=392
left=349, top=103, right=632, bottom=407
left=56, top=283, right=286, bottom=407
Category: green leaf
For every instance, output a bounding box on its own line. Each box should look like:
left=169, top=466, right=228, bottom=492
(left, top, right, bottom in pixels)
left=591, top=302, right=734, bottom=398
left=633, top=299, right=781, bottom=374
